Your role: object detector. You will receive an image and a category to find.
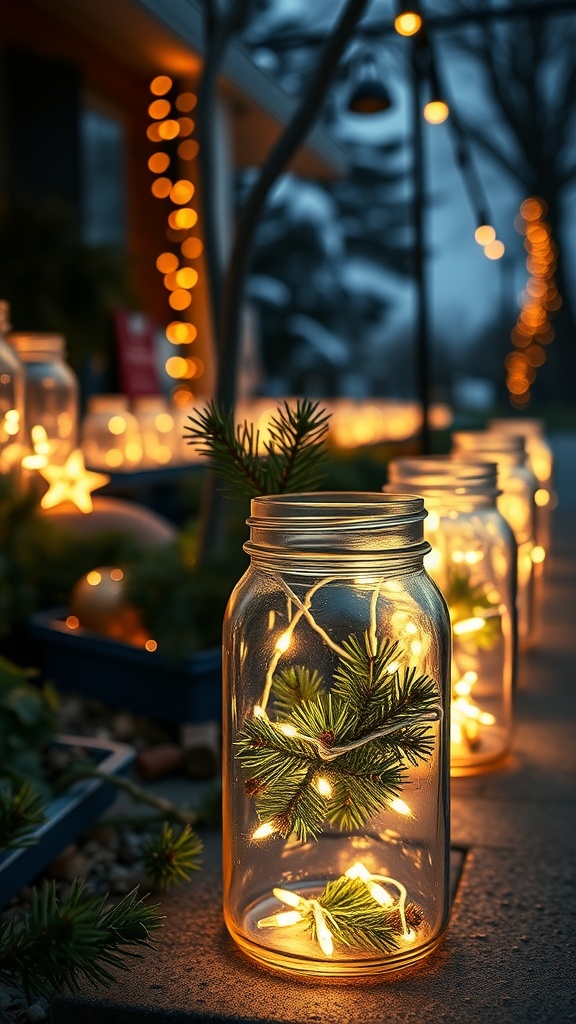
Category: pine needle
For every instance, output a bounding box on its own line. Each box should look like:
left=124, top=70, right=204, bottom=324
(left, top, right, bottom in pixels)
left=183, top=399, right=330, bottom=497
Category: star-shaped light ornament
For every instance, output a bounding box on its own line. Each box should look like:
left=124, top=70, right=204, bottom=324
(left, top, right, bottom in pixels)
left=39, top=449, right=110, bottom=513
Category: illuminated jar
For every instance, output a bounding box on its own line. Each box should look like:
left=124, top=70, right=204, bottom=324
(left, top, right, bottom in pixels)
left=132, top=395, right=178, bottom=467
left=386, top=458, right=517, bottom=776
left=223, top=493, right=451, bottom=978
left=488, top=418, right=554, bottom=559
left=9, top=332, right=78, bottom=466
left=81, top=395, right=143, bottom=471
left=0, top=301, right=24, bottom=475
left=451, top=431, right=538, bottom=651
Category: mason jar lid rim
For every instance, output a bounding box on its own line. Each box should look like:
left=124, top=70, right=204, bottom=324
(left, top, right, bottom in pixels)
left=250, top=492, right=425, bottom=513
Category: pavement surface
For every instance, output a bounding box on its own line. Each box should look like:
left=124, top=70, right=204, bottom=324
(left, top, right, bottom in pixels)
left=52, top=432, right=576, bottom=1024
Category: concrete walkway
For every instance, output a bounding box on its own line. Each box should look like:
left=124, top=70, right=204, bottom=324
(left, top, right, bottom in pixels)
left=52, top=435, right=576, bottom=1024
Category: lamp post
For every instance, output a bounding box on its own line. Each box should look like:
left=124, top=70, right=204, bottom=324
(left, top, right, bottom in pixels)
left=410, top=32, right=432, bottom=454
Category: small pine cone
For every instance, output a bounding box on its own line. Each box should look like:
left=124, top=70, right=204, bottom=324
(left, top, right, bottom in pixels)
left=318, top=729, right=335, bottom=748
left=273, top=814, right=292, bottom=838
left=387, top=902, right=423, bottom=933
left=244, top=777, right=265, bottom=797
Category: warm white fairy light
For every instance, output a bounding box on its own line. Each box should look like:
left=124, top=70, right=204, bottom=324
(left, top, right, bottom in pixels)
left=452, top=616, right=486, bottom=636
left=388, top=797, right=413, bottom=817
left=386, top=660, right=401, bottom=674
left=277, top=723, right=298, bottom=737
left=451, top=550, right=484, bottom=565
left=315, top=776, right=333, bottom=798
left=275, top=631, right=291, bottom=653
left=311, top=901, right=334, bottom=956
left=531, top=545, right=546, bottom=564
left=252, top=822, right=276, bottom=840
left=345, top=863, right=415, bottom=941
left=453, top=670, right=477, bottom=697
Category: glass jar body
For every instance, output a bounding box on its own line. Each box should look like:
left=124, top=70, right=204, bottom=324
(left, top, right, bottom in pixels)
left=222, top=494, right=451, bottom=979
left=451, top=434, right=537, bottom=650
left=0, top=339, right=24, bottom=474
left=81, top=395, right=143, bottom=471
left=9, top=334, right=78, bottom=466
left=386, top=460, right=517, bottom=775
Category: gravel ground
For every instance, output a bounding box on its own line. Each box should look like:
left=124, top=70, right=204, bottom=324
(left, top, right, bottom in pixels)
left=0, top=692, right=220, bottom=1023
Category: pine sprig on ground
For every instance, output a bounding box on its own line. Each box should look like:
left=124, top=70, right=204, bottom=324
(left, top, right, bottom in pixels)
left=0, top=880, right=161, bottom=999
left=236, top=635, right=441, bottom=839
left=142, top=822, right=203, bottom=891
left=183, top=399, right=330, bottom=498
left=0, top=781, right=47, bottom=851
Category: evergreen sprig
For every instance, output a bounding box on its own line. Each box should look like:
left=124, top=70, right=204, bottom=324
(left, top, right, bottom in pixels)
left=445, top=568, right=501, bottom=650
left=313, top=875, right=400, bottom=954
left=183, top=399, right=330, bottom=498
left=0, top=880, right=161, bottom=999
left=236, top=636, right=440, bottom=840
left=271, top=665, right=326, bottom=717
left=0, top=781, right=47, bottom=851
left=142, top=822, right=203, bottom=892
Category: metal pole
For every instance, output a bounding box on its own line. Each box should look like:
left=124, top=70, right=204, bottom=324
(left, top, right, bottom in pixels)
left=411, top=36, right=431, bottom=454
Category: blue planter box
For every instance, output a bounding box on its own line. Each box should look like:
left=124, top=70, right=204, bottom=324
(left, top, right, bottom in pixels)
left=29, top=609, right=222, bottom=725
left=0, top=735, right=135, bottom=907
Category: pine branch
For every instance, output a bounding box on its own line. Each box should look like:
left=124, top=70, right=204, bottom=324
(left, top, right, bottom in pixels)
left=236, top=635, right=441, bottom=840
left=258, top=873, right=424, bottom=956
left=0, top=881, right=161, bottom=1000
left=0, top=782, right=47, bottom=851
left=263, top=400, right=331, bottom=494
left=271, top=665, right=326, bottom=718
left=183, top=399, right=330, bottom=499
left=313, top=876, right=399, bottom=954
left=445, top=568, right=501, bottom=651
left=54, top=766, right=199, bottom=827
left=142, top=823, right=203, bottom=892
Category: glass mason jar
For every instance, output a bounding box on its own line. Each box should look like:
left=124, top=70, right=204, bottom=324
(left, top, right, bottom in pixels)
left=386, top=458, right=517, bottom=776
left=8, top=332, right=78, bottom=466
left=451, top=431, right=538, bottom=651
left=0, top=301, right=25, bottom=476
left=488, top=418, right=554, bottom=566
left=81, top=395, right=143, bottom=471
left=132, top=395, right=179, bottom=467
left=223, top=493, right=451, bottom=979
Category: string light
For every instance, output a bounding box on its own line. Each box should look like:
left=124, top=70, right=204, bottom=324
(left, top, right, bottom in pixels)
left=506, top=196, right=559, bottom=406
left=394, top=11, right=422, bottom=36
left=423, top=99, right=449, bottom=124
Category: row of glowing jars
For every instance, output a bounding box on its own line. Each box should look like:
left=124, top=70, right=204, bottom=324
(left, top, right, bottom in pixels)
left=81, top=394, right=203, bottom=470
left=386, top=458, right=516, bottom=776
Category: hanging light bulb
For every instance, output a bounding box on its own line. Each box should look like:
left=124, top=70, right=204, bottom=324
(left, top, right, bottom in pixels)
left=394, top=3, right=422, bottom=37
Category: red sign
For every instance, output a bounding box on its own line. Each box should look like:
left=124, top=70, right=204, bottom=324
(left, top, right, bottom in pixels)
left=114, top=310, right=161, bottom=398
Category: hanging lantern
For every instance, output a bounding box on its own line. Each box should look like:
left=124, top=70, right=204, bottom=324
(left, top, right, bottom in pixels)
left=386, top=457, right=517, bottom=776
left=222, top=493, right=451, bottom=977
